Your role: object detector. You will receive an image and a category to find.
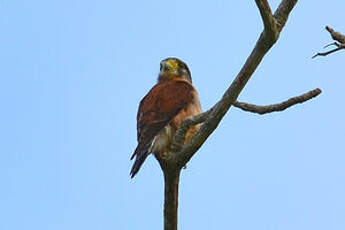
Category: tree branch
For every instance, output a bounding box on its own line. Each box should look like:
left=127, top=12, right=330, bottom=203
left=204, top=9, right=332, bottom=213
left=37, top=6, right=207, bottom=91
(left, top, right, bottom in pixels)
left=255, top=0, right=278, bottom=41
left=273, top=0, right=298, bottom=32
left=313, top=26, right=345, bottom=58
left=326, top=26, right=345, bottom=44
left=232, top=88, right=321, bottom=115
left=163, top=169, right=180, bottom=230
left=171, top=108, right=213, bottom=151
left=312, top=44, right=345, bottom=58
left=175, top=0, right=299, bottom=167
left=171, top=88, right=321, bottom=152
left=154, top=1, right=320, bottom=230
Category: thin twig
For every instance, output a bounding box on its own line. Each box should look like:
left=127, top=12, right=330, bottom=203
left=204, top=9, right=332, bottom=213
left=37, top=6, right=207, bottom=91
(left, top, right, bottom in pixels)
left=233, top=88, right=321, bottom=115
left=323, top=42, right=340, bottom=49
left=313, top=26, right=345, bottom=58
left=312, top=45, right=345, bottom=58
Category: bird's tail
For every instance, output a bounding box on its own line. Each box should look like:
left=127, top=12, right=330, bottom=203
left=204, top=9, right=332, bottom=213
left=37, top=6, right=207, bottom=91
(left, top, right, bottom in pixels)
left=130, top=143, right=151, bottom=178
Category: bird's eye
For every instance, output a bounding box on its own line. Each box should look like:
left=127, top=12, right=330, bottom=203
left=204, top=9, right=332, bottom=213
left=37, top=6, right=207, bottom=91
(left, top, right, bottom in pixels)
left=160, top=63, right=163, bottom=71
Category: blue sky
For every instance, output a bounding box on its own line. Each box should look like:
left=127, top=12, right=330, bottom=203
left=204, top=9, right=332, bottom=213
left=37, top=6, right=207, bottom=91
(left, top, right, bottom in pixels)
left=1, top=0, right=345, bottom=229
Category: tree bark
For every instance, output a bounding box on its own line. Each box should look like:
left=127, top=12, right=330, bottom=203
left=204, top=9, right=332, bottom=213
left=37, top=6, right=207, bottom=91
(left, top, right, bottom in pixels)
left=151, top=1, right=323, bottom=230
left=163, top=169, right=180, bottom=230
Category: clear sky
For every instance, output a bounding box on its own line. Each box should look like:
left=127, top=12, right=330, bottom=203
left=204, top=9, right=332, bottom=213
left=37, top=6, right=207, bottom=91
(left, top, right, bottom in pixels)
left=1, top=0, right=345, bottom=229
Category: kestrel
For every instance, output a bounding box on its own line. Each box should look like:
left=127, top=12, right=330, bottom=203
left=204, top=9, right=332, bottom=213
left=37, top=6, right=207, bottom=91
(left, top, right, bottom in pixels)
left=130, top=58, right=202, bottom=178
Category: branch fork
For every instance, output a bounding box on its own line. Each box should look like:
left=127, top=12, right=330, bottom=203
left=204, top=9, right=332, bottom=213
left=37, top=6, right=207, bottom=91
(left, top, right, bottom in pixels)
left=153, top=1, right=322, bottom=230
left=255, top=0, right=279, bottom=42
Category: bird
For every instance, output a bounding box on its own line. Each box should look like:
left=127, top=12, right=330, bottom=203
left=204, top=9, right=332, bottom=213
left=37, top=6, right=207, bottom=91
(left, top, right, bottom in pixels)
left=130, top=57, right=202, bottom=178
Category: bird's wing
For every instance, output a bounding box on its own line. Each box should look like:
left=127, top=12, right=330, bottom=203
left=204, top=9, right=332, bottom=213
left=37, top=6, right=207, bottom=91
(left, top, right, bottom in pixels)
left=130, top=80, right=195, bottom=177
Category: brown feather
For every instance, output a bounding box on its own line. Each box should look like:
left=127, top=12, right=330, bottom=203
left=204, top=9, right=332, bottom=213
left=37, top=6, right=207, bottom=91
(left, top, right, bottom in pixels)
left=130, top=79, right=201, bottom=177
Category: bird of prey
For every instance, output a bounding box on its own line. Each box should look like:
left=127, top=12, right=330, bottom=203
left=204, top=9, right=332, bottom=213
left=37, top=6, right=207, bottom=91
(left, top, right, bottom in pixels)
left=130, top=58, right=202, bottom=178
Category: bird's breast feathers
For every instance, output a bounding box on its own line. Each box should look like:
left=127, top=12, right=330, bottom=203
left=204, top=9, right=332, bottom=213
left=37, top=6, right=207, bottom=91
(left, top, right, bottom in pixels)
left=150, top=97, right=202, bottom=154
left=149, top=125, right=172, bottom=154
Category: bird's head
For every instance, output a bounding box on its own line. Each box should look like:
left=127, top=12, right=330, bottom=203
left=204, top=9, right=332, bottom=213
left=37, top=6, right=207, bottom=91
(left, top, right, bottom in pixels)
left=158, top=58, right=192, bottom=83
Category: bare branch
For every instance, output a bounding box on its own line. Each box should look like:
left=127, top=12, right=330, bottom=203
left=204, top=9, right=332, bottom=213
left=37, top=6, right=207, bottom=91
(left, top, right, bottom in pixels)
left=162, top=170, right=180, bottom=230
left=255, top=0, right=277, bottom=40
left=313, top=26, right=345, bottom=58
left=175, top=0, right=300, bottom=167
left=171, top=109, right=213, bottom=152
left=172, top=88, right=321, bottom=149
left=233, top=88, right=321, bottom=115
left=312, top=45, right=345, bottom=58
left=323, top=42, right=340, bottom=49
left=157, top=1, right=318, bottom=229
left=326, top=26, right=345, bottom=44
left=274, top=0, right=298, bottom=32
